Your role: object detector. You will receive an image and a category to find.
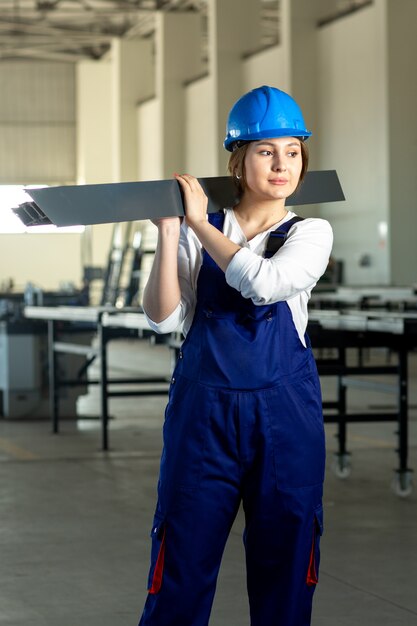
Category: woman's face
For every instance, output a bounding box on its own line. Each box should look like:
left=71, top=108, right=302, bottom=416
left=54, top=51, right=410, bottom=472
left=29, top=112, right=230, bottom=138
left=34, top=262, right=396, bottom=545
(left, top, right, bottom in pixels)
left=242, top=137, right=303, bottom=202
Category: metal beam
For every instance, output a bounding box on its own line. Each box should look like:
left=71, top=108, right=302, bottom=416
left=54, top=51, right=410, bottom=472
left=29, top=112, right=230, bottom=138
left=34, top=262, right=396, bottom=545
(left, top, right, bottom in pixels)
left=0, top=46, right=90, bottom=61
left=0, top=18, right=122, bottom=39
left=15, top=171, right=345, bottom=227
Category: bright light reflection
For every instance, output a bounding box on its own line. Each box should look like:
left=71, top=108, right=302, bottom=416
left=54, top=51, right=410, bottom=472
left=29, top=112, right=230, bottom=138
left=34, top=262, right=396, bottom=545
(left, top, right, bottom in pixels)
left=0, top=185, right=84, bottom=234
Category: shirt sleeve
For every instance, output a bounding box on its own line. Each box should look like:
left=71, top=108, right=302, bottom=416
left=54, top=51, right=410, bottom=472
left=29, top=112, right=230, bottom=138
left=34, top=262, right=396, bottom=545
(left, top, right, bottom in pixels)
left=144, top=221, right=202, bottom=334
left=225, top=218, right=333, bottom=305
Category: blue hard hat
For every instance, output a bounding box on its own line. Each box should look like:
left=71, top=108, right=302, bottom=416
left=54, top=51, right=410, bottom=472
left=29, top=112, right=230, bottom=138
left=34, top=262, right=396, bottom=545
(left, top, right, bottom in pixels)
left=224, top=85, right=312, bottom=151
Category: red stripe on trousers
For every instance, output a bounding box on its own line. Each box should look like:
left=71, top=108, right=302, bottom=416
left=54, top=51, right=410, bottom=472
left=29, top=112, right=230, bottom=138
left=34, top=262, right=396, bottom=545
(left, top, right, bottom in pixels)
left=306, top=524, right=318, bottom=586
left=149, top=528, right=166, bottom=594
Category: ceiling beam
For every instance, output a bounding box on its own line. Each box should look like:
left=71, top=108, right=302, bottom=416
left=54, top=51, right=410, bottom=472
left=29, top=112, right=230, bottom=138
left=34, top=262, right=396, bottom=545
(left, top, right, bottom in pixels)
left=0, top=46, right=90, bottom=61
left=0, top=18, right=120, bottom=40
left=0, top=36, right=111, bottom=49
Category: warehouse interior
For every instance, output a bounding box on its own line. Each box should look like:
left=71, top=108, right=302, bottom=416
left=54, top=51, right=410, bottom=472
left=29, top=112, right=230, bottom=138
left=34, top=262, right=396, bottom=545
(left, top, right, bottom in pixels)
left=1, top=0, right=417, bottom=625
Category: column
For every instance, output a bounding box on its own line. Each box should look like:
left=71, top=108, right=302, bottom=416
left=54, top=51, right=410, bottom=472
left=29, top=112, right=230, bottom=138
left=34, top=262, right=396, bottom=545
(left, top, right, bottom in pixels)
left=76, top=59, right=113, bottom=185
left=387, top=0, right=417, bottom=284
left=111, top=37, right=154, bottom=182
left=155, top=11, right=203, bottom=177
left=208, top=0, right=261, bottom=174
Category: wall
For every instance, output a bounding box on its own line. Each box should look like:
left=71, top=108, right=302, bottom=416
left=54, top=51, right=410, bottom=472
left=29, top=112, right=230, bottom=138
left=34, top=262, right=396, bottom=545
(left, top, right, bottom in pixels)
left=0, top=233, right=82, bottom=291
left=0, top=61, right=81, bottom=292
left=242, top=45, right=286, bottom=93
left=0, top=61, right=76, bottom=185
left=316, top=2, right=390, bottom=284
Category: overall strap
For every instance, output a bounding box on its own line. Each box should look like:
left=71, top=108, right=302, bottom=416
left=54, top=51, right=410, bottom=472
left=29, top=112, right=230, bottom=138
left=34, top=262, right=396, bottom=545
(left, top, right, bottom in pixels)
left=207, top=211, right=304, bottom=258
left=264, top=216, right=304, bottom=259
left=202, top=211, right=226, bottom=267
left=208, top=210, right=226, bottom=231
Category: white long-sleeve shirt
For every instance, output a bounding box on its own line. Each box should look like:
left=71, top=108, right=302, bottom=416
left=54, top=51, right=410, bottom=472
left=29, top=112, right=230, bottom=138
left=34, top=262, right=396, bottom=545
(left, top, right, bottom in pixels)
left=145, top=208, right=333, bottom=346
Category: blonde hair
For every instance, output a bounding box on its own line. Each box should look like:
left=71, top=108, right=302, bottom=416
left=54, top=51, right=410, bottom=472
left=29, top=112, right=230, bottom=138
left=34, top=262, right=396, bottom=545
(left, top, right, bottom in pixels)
left=227, top=140, right=309, bottom=199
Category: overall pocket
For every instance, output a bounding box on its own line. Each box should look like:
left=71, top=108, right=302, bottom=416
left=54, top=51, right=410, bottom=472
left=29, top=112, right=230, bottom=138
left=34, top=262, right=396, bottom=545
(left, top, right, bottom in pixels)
left=160, top=379, right=212, bottom=493
left=306, top=505, right=324, bottom=586
left=147, top=516, right=166, bottom=594
left=266, top=378, right=326, bottom=489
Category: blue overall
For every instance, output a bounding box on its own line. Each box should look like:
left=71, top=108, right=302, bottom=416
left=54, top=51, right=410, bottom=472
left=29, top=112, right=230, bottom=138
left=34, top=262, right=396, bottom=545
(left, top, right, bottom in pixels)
left=139, top=214, right=326, bottom=626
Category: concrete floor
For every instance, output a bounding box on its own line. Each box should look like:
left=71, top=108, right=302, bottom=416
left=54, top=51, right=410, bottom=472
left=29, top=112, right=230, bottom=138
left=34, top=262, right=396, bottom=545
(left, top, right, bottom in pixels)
left=1, top=338, right=417, bottom=626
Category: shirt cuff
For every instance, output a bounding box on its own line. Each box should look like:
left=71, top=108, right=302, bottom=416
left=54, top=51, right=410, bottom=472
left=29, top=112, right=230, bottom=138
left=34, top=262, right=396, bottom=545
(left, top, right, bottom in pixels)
left=144, top=302, right=183, bottom=334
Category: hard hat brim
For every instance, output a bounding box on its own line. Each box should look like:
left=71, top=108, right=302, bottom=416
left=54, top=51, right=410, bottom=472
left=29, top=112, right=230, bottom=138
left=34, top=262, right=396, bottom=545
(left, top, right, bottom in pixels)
left=224, top=128, right=312, bottom=151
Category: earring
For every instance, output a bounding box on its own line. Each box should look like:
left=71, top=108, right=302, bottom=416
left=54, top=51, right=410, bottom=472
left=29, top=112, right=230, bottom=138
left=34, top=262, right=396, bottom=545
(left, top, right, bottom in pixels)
left=235, top=174, right=241, bottom=180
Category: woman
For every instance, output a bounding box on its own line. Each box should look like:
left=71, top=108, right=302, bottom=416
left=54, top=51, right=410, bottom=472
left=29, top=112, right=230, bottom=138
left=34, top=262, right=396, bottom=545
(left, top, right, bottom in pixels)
left=138, top=85, right=333, bottom=626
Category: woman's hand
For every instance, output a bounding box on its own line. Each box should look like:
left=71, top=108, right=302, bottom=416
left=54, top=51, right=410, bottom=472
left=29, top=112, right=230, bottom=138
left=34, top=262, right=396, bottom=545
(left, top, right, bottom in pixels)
left=174, top=173, right=208, bottom=228
left=174, top=173, right=240, bottom=273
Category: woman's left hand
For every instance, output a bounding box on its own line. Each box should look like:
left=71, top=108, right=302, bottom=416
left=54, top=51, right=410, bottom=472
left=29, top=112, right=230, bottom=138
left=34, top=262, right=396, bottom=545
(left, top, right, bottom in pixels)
left=175, top=173, right=240, bottom=272
left=174, top=173, right=208, bottom=228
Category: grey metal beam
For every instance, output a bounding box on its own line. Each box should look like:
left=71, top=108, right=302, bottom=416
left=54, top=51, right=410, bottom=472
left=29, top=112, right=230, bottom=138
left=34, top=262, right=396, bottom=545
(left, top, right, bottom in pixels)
left=14, top=171, right=345, bottom=227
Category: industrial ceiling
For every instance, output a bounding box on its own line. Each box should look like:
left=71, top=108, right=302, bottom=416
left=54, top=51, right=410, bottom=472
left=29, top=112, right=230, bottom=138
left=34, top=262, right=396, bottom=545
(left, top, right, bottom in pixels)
left=0, top=0, right=372, bottom=64
left=0, top=0, right=280, bottom=63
